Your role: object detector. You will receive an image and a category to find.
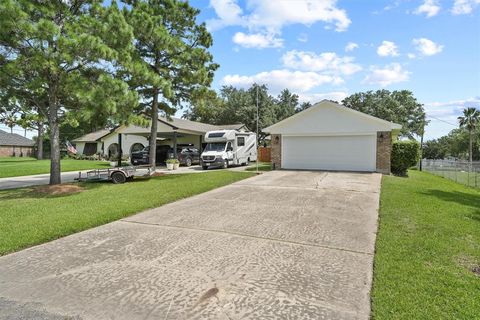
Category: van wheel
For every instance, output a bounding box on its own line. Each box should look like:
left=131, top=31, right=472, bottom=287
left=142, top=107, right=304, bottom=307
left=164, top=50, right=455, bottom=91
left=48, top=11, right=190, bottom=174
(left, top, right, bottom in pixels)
left=111, top=172, right=126, bottom=184
left=185, top=157, right=192, bottom=167
left=223, top=160, right=229, bottom=169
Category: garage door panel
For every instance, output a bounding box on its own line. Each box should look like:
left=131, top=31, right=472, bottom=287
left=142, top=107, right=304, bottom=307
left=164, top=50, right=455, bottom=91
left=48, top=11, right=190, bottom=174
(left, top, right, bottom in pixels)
left=283, top=135, right=376, bottom=171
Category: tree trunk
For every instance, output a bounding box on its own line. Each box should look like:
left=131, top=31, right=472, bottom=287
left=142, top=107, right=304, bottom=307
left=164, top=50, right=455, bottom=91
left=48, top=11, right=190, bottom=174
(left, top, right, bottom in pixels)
left=37, top=124, right=43, bottom=160
left=149, top=87, right=159, bottom=170
left=48, top=86, right=61, bottom=185
left=469, top=130, right=473, bottom=164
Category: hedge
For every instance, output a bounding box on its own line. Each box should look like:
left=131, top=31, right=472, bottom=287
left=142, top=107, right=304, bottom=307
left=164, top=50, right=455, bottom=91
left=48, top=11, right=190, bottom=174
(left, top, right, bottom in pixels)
left=391, top=140, right=420, bottom=176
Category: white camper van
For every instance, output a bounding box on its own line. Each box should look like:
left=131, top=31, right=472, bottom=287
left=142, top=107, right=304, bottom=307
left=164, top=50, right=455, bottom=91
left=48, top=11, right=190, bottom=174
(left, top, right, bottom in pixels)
left=200, top=130, right=257, bottom=169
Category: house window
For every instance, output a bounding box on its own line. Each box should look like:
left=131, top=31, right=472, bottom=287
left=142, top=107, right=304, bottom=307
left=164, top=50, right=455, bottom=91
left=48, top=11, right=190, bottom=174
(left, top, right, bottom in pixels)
left=237, top=137, right=245, bottom=147
left=84, top=143, right=98, bottom=155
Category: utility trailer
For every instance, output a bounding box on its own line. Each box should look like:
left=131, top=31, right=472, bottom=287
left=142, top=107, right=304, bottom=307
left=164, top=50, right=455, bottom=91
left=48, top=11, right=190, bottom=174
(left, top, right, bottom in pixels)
left=75, top=165, right=152, bottom=184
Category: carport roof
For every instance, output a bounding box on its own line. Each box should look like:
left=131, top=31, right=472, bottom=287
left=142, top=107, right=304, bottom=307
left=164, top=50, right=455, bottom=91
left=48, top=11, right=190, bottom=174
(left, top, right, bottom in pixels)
left=73, top=117, right=247, bottom=141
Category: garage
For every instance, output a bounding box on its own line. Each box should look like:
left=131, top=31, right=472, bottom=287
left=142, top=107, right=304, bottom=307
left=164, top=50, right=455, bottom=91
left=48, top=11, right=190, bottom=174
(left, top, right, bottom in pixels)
left=263, top=100, right=402, bottom=174
left=282, top=135, right=376, bottom=171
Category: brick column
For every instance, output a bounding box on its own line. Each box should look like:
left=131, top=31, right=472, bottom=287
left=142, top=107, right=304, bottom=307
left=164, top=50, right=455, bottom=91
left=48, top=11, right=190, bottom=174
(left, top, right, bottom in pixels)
left=271, top=134, right=282, bottom=170
left=376, top=131, right=392, bottom=174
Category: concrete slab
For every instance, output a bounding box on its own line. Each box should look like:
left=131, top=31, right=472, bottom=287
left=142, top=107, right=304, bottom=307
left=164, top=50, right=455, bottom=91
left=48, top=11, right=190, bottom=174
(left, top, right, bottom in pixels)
left=0, top=170, right=382, bottom=320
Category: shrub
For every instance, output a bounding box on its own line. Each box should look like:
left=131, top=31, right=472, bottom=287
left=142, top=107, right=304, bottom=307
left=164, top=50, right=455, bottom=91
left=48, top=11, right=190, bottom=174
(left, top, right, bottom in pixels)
left=166, top=158, right=179, bottom=164
left=391, top=140, right=420, bottom=176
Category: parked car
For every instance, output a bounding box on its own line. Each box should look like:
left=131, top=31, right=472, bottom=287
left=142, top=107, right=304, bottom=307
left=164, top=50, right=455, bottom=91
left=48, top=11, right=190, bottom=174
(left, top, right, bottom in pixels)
left=131, top=145, right=171, bottom=165
left=168, top=147, right=200, bottom=167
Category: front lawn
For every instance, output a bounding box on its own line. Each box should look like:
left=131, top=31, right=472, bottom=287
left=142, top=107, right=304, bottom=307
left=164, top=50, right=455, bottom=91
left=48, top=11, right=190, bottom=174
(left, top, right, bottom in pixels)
left=0, top=171, right=254, bottom=255
left=246, top=162, right=272, bottom=171
left=0, top=157, right=110, bottom=178
left=372, top=170, right=480, bottom=319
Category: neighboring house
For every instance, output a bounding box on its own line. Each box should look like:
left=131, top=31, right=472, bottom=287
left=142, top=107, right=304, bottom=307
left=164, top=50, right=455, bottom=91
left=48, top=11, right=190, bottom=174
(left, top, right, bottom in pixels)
left=0, top=130, right=35, bottom=157
left=73, top=117, right=246, bottom=158
left=263, top=100, right=402, bottom=174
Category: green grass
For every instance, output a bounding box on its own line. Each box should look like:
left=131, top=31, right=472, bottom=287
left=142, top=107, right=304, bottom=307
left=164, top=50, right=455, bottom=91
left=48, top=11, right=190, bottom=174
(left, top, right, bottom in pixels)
left=0, top=171, right=254, bottom=255
left=372, top=170, right=480, bottom=319
left=246, top=162, right=272, bottom=171
left=426, top=169, right=480, bottom=189
left=0, top=157, right=110, bottom=178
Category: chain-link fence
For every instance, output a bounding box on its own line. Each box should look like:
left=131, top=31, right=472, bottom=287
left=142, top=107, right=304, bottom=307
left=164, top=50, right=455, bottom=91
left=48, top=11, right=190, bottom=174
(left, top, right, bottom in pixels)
left=421, top=159, right=480, bottom=188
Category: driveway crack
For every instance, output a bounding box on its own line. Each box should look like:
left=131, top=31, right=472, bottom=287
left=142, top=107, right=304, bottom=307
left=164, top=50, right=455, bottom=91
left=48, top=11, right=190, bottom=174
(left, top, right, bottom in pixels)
left=119, top=219, right=374, bottom=256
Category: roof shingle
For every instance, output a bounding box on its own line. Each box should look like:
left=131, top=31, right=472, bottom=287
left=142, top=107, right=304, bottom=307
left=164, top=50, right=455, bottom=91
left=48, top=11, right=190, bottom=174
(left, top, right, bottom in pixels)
left=0, top=130, right=35, bottom=147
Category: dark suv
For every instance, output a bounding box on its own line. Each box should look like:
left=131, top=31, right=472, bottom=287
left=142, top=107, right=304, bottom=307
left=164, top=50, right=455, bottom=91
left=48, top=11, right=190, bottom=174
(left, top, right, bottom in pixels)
left=131, top=145, right=171, bottom=165
left=168, top=147, right=200, bottom=167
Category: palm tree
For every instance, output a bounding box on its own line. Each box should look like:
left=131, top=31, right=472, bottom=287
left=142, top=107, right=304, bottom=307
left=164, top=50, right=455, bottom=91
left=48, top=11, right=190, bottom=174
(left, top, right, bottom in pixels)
left=458, top=107, right=480, bottom=164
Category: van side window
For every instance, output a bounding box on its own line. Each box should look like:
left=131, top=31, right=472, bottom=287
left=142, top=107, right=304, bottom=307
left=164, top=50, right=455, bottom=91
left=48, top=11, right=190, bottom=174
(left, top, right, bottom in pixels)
left=237, top=137, right=245, bottom=146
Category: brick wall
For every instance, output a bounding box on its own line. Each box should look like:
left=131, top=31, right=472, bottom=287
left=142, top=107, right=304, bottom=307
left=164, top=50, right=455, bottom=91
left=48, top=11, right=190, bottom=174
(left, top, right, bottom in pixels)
left=376, top=131, right=392, bottom=174
left=0, top=146, right=34, bottom=157
left=270, top=134, right=282, bottom=169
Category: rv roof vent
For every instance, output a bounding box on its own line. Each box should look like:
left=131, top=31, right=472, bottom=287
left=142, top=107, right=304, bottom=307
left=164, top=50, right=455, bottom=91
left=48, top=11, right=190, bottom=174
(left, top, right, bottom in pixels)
left=208, top=132, right=225, bottom=138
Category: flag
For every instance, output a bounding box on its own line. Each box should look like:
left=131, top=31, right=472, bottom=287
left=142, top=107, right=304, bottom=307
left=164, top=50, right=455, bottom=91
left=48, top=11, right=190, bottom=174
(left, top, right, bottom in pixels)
left=66, top=140, right=77, bottom=154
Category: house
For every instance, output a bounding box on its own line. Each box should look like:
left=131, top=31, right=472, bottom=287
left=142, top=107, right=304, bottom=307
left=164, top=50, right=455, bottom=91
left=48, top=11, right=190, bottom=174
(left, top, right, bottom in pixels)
left=0, top=130, right=35, bottom=157
left=72, top=117, right=246, bottom=159
left=263, top=100, right=402, bottom=174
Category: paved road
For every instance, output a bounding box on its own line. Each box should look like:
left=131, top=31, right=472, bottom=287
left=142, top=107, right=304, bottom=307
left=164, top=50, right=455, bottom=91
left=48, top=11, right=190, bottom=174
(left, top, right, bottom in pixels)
left=0, top=170, right=381, bottom=319
left=0, top=171, right=86, bottom=190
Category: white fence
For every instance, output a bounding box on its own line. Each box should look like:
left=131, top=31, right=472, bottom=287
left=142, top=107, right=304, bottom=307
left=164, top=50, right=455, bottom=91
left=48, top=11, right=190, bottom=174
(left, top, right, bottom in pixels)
left=421, top=159, right=480, bottom=189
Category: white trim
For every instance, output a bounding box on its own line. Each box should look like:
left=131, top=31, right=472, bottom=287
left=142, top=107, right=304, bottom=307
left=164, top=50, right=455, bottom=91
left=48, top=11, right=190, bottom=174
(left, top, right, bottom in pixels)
left=264, top=100, right=401, bottom=133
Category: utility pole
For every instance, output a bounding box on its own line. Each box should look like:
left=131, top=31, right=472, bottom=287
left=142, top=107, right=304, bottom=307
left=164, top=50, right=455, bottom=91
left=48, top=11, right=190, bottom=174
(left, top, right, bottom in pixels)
left=256, top=86, right=259, bottom=174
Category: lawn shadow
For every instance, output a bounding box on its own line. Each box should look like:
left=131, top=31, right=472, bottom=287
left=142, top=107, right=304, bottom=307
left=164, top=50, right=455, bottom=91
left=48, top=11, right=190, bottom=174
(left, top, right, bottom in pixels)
left=420, top=189, right=480, bottom=213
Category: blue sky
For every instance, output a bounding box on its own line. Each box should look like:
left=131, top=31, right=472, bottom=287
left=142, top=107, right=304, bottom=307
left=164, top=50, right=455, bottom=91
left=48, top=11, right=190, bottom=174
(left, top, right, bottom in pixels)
left=189, top=0, right=480, bottom=140
left=2, top=0, right=479, bottom=140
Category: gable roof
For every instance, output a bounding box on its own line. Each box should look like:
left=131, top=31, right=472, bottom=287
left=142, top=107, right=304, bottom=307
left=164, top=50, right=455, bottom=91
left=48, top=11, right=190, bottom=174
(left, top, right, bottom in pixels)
left=0, top=130, right=35, bottom=147
left=263, top=100, right=402, bottom=134
left=214, top=123, right=248, bottom=131
left=72, top=128, right=113, bottom=143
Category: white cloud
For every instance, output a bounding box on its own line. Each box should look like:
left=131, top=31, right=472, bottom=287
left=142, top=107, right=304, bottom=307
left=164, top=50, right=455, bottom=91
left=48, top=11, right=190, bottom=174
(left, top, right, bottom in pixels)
left=452, top=0, right=480, bottom=14
left=423, top=97, right=480, bottom=138
left=207, top=0, right=245, bottom=30
left=222, top=69, right=344, bottom=93
left=297, top=33, right=308, bottom=43
left=232, top=32, right=283, bottom=48
left=281, top=50, right=362, bottom=75
left=345, top=42, right=359, bottom=52
left=413, top=38, right=444, bottom=56
left=297, top=91, right=348, bottom=104
left=377, top=41, right=399, bottom=57
left=363, top=63, right=410, bottom=87
left=208, top=0, right=351, bottom=47
left=407, top=53, right=416, bottom=59
left=414, top=0, right=441, bottom=17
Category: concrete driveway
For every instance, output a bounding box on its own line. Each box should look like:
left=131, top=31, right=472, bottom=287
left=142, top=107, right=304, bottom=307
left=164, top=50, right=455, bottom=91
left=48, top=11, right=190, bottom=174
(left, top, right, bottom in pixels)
left=0, top=170, right=381, bottom=320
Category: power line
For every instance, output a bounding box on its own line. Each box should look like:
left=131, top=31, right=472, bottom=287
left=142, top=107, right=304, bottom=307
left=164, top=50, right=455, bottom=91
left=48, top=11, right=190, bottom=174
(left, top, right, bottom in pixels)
left=426, top=115, right=458, bottom=127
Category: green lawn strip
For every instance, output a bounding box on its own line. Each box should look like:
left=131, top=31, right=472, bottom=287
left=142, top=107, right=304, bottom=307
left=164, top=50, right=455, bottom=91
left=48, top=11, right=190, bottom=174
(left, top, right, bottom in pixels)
left=246, top=162, right=272, bottom=171
left=372, top=170, right=480, bottom=319
left=425, top=169, right=480, bottom=189
left=0, top=158, right=110, bottom=178
left=0, top=171, right=254, bottom=255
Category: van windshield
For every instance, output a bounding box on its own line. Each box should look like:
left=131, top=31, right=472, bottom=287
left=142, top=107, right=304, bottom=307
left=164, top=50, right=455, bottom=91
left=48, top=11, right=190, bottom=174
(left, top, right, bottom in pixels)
left=204, top=142, right=226, bottom=152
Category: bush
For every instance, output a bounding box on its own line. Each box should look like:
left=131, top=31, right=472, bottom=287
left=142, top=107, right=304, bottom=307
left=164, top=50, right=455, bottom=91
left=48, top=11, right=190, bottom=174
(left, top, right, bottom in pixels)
left=391, top=140, right=420, bottom=176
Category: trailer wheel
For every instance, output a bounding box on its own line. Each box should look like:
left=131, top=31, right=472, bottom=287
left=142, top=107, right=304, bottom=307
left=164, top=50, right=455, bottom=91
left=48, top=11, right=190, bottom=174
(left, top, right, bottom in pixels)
left=111, top=171, right=127, bottom=184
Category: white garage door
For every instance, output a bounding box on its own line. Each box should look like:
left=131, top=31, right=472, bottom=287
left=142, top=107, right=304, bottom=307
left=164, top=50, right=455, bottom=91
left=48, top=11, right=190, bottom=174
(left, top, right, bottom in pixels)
left=282, top=135, right=376, bottom=171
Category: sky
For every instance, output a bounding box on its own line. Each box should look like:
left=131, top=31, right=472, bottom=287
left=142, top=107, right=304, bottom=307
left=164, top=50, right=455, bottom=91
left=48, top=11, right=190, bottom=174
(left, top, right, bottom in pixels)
left=2, top=0, right=479, bottom=141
